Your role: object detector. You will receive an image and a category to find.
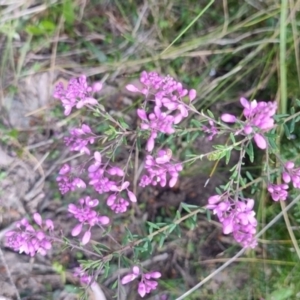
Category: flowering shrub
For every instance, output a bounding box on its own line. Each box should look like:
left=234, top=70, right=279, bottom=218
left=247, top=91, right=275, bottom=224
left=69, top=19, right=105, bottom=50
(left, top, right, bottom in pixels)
left=5, top=71, right=300, bottom=298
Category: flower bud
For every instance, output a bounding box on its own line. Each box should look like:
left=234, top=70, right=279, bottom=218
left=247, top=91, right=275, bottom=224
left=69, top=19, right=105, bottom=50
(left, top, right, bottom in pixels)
left=221, top=114, right=236, bottom=123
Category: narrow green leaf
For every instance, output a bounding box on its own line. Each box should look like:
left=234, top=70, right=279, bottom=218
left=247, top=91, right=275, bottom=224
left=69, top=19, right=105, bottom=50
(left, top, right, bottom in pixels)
left=289, top=117, right=295, bottom=133
left=147, top=221, right=160, bottom=230
left=111, top=280, right=118, bottom=289
left=159, top=235, right=166, bottom=248
left=206, top=109, right=215, bottom=119
left=225, top=149, right=231, bottom=164
left=167, top=224, right=177, bottom=235
left=283, top=123, right=290, bottom=137
left=63, top=0, right=75, bottom=25
left=246, top=141, right=254, bottom=163
left=245, top=171, right=254, bottom=181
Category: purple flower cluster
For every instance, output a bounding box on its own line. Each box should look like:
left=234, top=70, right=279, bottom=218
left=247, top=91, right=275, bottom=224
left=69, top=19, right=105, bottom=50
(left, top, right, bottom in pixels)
left=126, top=71, right=196, bottom=152
left=69, top=196, right=109, bottom=245
left=267, top=183, right=289, bottom=201
left=5, top=213, right=54, bottom=256
left=137, top=108, right=175, bottom=152
left=121, top=266, right=161, bottom=298
left=282, top=161, right=300, bottom=188
left=266, top=160, right=300, bottom=202
left=88, top=151, right=137, bottom=213
left=56, top=164, right=86, bottom=194
left=53, top=75, right=102, bottom=116
left=221, top=97, right=277, bottom=149
left=139, top=149, right=183, bottom=188
left=64, top=124, right=96, bottom=155
left=207, top=195, right=257, bottom=248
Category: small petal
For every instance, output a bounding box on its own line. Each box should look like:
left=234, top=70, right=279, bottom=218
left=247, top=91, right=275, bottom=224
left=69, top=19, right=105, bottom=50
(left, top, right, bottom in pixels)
left=246, top=199, right=255, bottom=210
left=223, top=218, right=233, bottom=234
left=107, top=195, right=116, bottom=206
left=240, top=97, right=250, bottom=109
left=84, top=97, right=98, bottom=106
left=285, top=161, right=295, bottom=169
left=59, top=164, right=71, bottom=175
left=254, top=133, right=267, bottom=149
left=146, top=137, right=155, bottom=152
left=82, top=124, right=92, bottom=133
left=73, top=178, right=86, bottom=189
left=94, top=151, right=102, bottom=162
left=221, top=114, right=236, bottom=123
left=87, top=198, right=99, bottom=207
left=137, top=109, right=148, bottom=121
left=93, top=82, right=102, bottom=92
left=121, top=274, right=137, bottom=285
left=169, top=177, right=178, bottom=188
left=36, top=231, right=45, bottom=240
left=76, top=100, right=85, bottom=109
left=243, top=125, right=253, bottom=134
left=64, top=106, right=72, bottom=116
left=282, top=172, right=291, bottom=183
left=33, top=213, right=42, bottom=226
left=138, top=282, right=146, bottom=298
left=68, top=203, right=78, bottom=214
left=173, top=113, right=183, bottom=124
left=208, top=195, right=221, bottom=205
left=45, top=219, right=54, bottom=230
left=148, top=271, right=161, bottom=279
left=155, top=155, right=169, bottom=164
left=127, top=190, right=137, bottom=202
left=132, top=266, right=140, bottom=275
left=189, top=89, right=197, bottom=101
left=178, top=105, right=188, bottom=117
left=72, top=223, right=83, bottom=236
left=43, top=240, right=52, bottom=250
left=88, top=164, right=100, bottom=173
left=121, top=181, right=130, bottom=190
left=98, top=216, right=110, bottom=225
left=82, top=231, right=91, bottom=245
left=126, top=84, right=140, bottom=93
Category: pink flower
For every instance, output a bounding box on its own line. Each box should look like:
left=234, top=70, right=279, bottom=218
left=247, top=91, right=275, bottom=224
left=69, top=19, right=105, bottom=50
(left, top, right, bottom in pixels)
left=131, top=71, right=196, bottom=152
left=68, top=197, right=109, bottom=245
left=137, top=107, right=175, bottom=152
left=282, top=161, right=300, bottom=189
left=206, top=196, right=257, bottom=248
left=220, top=98, right=277, bottom=150
left=57, top=164, right=86, bottom=194
left=87, top=152, right=137, bottom=213
left=64, top=124, right=96, bottom=155
left=53, top=75, right=102, bottom=116
left=5, top=215, right=54, bottom=257
left=140, top=149, right=182, bottom=188
left=121, top=266, right=140, bottom=284
left=268, top=183, right=289, bottom=201
left=121, top=266, right=161, bottom=298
